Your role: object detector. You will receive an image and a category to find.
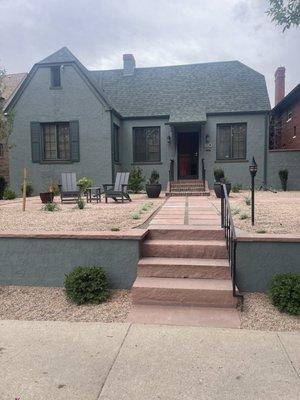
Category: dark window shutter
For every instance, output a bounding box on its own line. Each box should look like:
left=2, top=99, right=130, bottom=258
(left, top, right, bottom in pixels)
left=30, top=122, right=41, bottom=163
left=70, top=120, right=80, bottom=162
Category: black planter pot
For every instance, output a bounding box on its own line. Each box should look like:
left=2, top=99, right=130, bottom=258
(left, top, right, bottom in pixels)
left=213, top=182, right=231, bottom=198
left=146, top=183, right=162, bottom=198
left=40, top=192, right=54, bottom=204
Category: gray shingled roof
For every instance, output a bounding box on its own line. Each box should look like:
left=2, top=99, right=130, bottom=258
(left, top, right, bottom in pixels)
left=89, top=61, right=270, bottom=118
left=11, top=47, right=270, bottom=119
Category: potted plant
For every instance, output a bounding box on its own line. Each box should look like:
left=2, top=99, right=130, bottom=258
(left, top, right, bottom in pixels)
left=213, top=168, right=231, bottom=198
left=146, top=170, right=161, bottom=198
left=279, top=169, right=288, bottom=191
left=39, top=184, right=55, bottom=204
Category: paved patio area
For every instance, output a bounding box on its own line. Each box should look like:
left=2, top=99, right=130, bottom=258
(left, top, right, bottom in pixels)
left=1, top=320, right=299, bottom=400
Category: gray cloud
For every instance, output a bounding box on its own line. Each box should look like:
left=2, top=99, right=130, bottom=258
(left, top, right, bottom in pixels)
left=0, top=0, right=299, bottom=105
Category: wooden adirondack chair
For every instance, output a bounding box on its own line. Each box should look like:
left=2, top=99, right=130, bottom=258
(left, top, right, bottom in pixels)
left=103, top=172, right=131, bottom=203
left=59, top=173, right=81, bottom=203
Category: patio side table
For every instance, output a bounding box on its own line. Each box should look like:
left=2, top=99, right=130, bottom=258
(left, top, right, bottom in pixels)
left=86, top=187, right=102, bottom=203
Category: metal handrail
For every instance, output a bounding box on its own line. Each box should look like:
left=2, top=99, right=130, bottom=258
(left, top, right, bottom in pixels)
left=201, top=158, right=206, bottom=189
left=221, top=183, right=243, bottom=300
left=169, top=159, right=174, bottom=182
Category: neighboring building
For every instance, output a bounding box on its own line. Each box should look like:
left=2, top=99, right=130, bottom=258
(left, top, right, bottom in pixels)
left=0, top=73, right=27, bottom=183
left=268, top=67, right=300, bottom=189
left=5, top=47, right=272, bottom=194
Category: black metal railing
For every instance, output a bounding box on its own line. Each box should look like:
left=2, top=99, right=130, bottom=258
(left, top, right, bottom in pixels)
left=221, top=183, right=243, bottom=299
left=201, top=158, right=206, bottom=189
left=169, top=159, right=175, bottom=182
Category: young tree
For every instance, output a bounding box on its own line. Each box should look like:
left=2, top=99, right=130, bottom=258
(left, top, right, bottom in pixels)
left=267, top=0, right=300, bottom=31
left=0, top=69, right=14, bottom=152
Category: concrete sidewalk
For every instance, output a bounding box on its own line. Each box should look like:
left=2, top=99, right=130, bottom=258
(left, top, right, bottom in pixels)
left=0, top=320, right=299, bottom=400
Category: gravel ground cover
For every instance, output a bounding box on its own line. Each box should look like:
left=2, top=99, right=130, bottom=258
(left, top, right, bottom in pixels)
left=0, top=286, right=298, bottom=331
left=0, top=286, right=131, bottom=322
left=210, top=190, right=300, bottom=234
left=241, top=293, right=299, bottom=332
left=0, top=194, right=164, bottom=231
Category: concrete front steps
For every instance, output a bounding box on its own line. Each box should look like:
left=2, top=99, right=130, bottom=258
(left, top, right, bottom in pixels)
left=166, top=179, right=210, bottom=197
left=128, top=226, right=241, bottom=328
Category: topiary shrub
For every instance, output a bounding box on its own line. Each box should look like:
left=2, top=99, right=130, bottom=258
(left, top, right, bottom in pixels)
left=0, top=175, right=6, bottom=199
left=3, top=187, right=16, bottom=200
left=21, top=182, right=34, bottom=197
left=268, top=273, right=300, bottom=315
left=214, top=168, right=225, bottom=182
left=64, top=266, right=110, bottom=305
left=128, top=167, right=145, bottom=193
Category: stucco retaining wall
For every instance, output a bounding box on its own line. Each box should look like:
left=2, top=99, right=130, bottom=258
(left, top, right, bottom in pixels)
left=236, top=233, right=300, bottom=292
left=0, top=230, right=146, bottom=288
left=267, top=150, right=300, bottom=190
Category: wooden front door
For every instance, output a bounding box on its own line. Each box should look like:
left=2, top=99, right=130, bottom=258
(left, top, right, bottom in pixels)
left=177, top=132, right=199, bottom=179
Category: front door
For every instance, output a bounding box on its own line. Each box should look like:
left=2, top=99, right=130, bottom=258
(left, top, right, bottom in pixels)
left=177, top=132, right=199, bottom=179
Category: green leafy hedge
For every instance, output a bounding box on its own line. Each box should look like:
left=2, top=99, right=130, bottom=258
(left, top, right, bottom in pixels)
left=268, top=273, right=300, bottom=315
left=64, top=266, right=110, bottom=305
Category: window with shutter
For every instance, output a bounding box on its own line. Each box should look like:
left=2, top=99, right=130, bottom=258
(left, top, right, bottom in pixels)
left=216, top=123, right=246, bottom=160
left=42, top=122, right=70, bottom=161
left=113, top=124, right=120, bottom=162
left=133, top=127, right=160, bottom=162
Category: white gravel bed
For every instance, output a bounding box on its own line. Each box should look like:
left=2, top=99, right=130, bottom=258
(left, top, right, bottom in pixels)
left=0, top=286, right=132, bottom=323
left=0, top=194, right=164, bottom=231
left=241, top=293, right=299, bottom=332
left=210, top=190, right=300, bottom=234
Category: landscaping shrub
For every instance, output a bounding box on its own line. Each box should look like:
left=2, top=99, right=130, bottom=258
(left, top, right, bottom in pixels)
left=111, top=227, right=120, bottom=231
left=214, top=168, right=225, bottom=182
left=232, top=183, right=242, bottom=193
left=42, top=202, right=60, bottom=212
left=77, top=177, right=93, bottom=194
left=3, top=187, right=16, bottom=200
left=239, top=213, right=248, bottom=220
left=245, top=196, right=251, bottom=206
left=50, top=182, right=60, bottom=196
left=132, top=212, right=140, bottom=219
left=0, top=175, right=6, bottom=199
left=231, top=207, right=240, bottom=215
left=77, top=197, right=85, bottom=210
left=21, top=182, right=34, bottom=197
left=268, top=273, right=300, bottom=315
left=256, top=229, right=267, bottom=234
left=279, top=169, right=288, bottom=191
left=128, top=167, right=145, bottom=193
left=64, top=266, right=110, bottom=305
left=148, top=170, right=159, bottom=184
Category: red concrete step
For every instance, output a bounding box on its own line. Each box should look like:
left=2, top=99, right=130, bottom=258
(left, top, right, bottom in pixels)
left=138, top=257, right=230, bottom=279
left=132, top=277, right=237, bottom=308
left=142, top=239, right=228, bottom=259
left=148, top=226, right=224, bottom=240
left=127, top=304, right=241, bottom=328
left=166, top=191, right=210, bottom=197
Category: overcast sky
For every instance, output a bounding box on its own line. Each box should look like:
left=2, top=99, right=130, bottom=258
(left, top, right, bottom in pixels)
left=0, top=0, right=299, bottom=106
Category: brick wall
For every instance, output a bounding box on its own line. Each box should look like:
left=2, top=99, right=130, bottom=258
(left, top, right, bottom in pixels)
left=272, top=98, right=300, bottom=150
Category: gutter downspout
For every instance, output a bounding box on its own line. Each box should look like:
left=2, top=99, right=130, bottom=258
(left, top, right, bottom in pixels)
left=109, top=109, right=115, bottom=182
left=263, top=112, right=269, bottom=190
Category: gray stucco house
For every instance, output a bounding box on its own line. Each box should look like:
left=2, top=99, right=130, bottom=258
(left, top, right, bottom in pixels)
left=5, top=47, right=272, bottom=194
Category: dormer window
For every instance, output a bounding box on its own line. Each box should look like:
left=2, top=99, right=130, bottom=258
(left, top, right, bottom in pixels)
left=50, top=66, right=61, bottom=88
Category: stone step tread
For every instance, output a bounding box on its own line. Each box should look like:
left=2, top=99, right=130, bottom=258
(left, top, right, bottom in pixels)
left=138, top=257, right=229, bottom=267
left=133, top=276, right=233, bottom=291
left=144, top=239, right=226, bottom=247
left=126, top=304, right=241, bottom=328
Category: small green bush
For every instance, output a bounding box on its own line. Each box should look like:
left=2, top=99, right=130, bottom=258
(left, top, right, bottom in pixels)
left=77, top=177, right=93, bottom=195
left=21, top=182, right=34, bottom=197
left=231, top=207, right=240, bottom=215
left=256, top=229, right=267, bottom=234
left=232, top=183, right=242, bottom=193
left=132, top=212, right=140, bottom=219
left=3, top=187, right=16, bottom=200
left=50, top=183, right=60, bottom=196
left=279, top=169, right=288, bottom=191
left=111, top=227, right=120, bottom=231
left=0, top=175, right=6, bottom=199
left=268, top=273, right=300, bottom=315
left=245, top=197, right=251, bottom=206
left=239, top=213, right=248, bottom=220
left=128, top=167, right=145, bottom=193
left=42, top=202, right=60, bottom=212
left=214, top=168, right=225, bottom=182
left=64, top=266, right=110, bottom=305
left=77, top=198, right=85, bottom=210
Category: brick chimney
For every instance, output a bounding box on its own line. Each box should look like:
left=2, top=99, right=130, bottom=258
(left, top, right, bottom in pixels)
left=123, top=54, right=135, bottom=76
left=275, top=67, right=285, bottom=105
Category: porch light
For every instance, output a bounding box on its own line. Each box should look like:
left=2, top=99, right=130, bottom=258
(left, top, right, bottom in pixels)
left=249, top=157, right=257, bottom=226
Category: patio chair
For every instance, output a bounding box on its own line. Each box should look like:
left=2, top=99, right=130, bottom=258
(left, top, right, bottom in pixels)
left=103, top=172, right=131, bottom=203
left=59, top=173, right=81, bottom=203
